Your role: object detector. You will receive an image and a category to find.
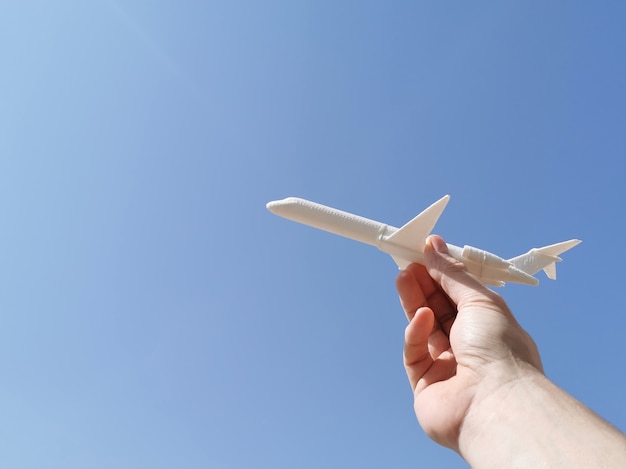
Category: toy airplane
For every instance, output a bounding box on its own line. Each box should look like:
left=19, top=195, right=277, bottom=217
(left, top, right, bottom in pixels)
left=266, top=195, right=581, bottom=287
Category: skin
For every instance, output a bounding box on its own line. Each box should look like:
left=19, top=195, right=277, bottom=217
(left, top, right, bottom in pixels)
left=397, top=235, right=626, bottom=467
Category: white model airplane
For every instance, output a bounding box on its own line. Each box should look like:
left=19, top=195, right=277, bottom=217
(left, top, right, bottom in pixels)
left=266, top=195, right=581, bottom=287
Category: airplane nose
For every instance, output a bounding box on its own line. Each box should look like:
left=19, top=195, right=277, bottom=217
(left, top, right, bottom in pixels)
left=266, top=198, right=293, bottom=215
left=266, top=200, right=279, bottom=213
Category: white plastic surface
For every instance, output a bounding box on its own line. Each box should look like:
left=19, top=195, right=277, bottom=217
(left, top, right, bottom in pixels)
left=266, top=195, right=581, bottom=287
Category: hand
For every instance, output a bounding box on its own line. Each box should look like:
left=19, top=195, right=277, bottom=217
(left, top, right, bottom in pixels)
left=396, top=235, right=543, bottom=450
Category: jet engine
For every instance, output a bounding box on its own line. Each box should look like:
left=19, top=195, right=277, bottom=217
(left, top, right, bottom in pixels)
left=462, top=245, right=511, bottom=270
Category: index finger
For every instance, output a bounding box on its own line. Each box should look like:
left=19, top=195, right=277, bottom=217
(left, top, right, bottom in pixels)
left=396, top=263, right=457, bottom=336
left=396, top=263, right=434, bottom=321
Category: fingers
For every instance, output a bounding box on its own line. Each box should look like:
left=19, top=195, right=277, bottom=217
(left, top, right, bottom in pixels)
left=404, top=307, right=435, bottom=390
left=424, top=235, right=508, bottom=313
left=396, top=259, right=457, bottom=335
left=396, top=234, right=511, bottom=340
left=404, top=307, right=455, bottom=393
left=396, top=263, right=434, bottom=321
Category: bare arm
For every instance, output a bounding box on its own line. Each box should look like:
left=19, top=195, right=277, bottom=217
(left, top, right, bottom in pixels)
left=460, top=367, right=626, bottom=468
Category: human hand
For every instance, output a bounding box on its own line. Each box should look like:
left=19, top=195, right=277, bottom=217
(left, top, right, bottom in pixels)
left=396, top=235, right=543, bottom=451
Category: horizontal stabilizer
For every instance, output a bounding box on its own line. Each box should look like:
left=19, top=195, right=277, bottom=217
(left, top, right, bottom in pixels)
left=509, top=239, right=581, bottom=280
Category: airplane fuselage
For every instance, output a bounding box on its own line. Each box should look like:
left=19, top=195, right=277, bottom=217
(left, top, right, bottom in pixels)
left=266, top=196, right=580, bottom=287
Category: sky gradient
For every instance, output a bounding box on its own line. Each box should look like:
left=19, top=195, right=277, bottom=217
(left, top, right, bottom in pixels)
left=2, top=2, right=625, bottom=467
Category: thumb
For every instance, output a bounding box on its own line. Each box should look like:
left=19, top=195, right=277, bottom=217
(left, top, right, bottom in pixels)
left=424, top=235, right=508, bottom=312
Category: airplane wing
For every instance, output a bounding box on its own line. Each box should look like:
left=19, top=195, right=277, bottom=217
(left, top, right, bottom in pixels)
left=386, top=195, right=450, bottom=268
left=391, top=256, right=412, bottom=270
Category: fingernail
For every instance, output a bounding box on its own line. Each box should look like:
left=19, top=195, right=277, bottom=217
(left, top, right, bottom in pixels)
left=429, top=235, right=448, bottom=254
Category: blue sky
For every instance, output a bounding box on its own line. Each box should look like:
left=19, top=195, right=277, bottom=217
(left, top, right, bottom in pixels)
left=1, top=1, right=625, bottom=467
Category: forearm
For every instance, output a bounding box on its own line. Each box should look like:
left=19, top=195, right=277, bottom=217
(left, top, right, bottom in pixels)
left=459, top=366, right=626, bottom=468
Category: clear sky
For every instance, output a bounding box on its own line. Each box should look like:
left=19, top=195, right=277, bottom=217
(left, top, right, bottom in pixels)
left=1, top=1, right=625, bottom=468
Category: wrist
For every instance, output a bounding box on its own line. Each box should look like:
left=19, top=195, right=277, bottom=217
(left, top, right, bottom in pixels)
left=458, top=360, right=545, bottom=465
left=458, top=361, right=626, bottom=468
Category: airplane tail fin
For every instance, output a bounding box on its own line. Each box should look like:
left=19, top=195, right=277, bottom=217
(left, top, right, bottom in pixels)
left=508, top=239, right=581, bottom=280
